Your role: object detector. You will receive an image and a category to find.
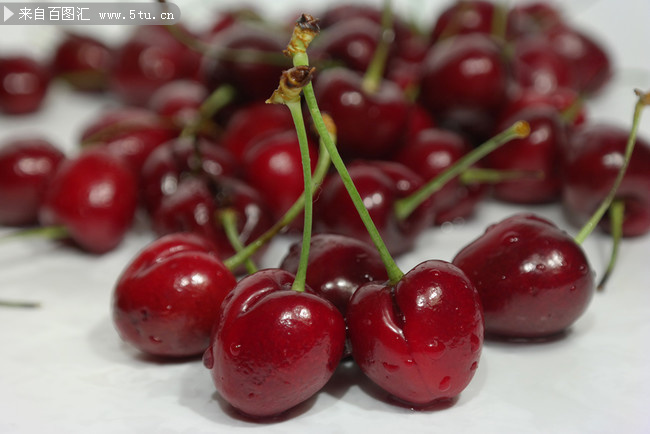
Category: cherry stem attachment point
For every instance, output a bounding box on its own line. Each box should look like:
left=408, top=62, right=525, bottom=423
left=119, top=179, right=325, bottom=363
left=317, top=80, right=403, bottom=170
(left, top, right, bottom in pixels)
left=218, top=208, right=258, bottom=275
left=574, top=89, right=649, bottom=245
left=597, top=200, right=624, bottom=291
left=394, top=120, right=531, bottom=221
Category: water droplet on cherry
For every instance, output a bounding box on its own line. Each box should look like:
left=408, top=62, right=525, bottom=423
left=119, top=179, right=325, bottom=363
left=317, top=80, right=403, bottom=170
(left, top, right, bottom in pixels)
left=470, top=362, right=478, bottom=371
left=230, top=343, right=242, bottom=356
left=439, top=376, right=451, bottom=391
left=427, top=340, right=446, bottom=359
left=202, top=348, right=214, bottom=369
left=470, top=334, right=481, bottom=353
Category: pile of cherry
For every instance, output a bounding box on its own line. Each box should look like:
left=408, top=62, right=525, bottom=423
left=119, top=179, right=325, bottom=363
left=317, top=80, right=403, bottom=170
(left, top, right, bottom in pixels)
left=1, top=0, right=650, bottom=420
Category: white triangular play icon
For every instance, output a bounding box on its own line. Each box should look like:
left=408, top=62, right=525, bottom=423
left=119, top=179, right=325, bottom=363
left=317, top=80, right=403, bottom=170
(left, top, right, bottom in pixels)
left=4, top=6, right=14, bottom=22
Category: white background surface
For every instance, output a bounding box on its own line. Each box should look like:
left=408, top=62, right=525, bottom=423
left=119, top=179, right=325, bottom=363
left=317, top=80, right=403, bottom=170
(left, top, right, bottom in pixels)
left=1, top=0, right=650, bottom=433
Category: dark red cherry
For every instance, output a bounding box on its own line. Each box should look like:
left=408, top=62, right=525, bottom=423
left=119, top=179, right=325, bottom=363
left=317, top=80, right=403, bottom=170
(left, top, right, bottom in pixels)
left=419, top=33, right=508, bottom=142
left=152, top=175, right=272, bottom=265
left=543, top=24, right=612, bottom=95
left=0, top=138, right=65, bottom=226
left=220, top=101, right=294, bottom=162
left=148, top=79, right=209, bottom=127
left=498, top=86, right=587, bottom=128
left=140, top=137, right=238, bottom=215
left=452, top=213, right=595, bottom=339
left=242, top=130, right=318, bottom=223
left=0, top=56, right=50, bottom=115
left=313, top=68, right=409, bottom=159
left=488, top=105, right=567, bottom=204
left=430, top=0, right=496, bottom=42
left=280, top=233, right=389, bottom=316
left=112, top=232, right=237, bottom=358
left=51, top=32, right=112, bottom=92
left=80, top=107, right=177, bottom=176
left=315, top=160, right=433, bottom=256
left=38, top=148, right=138, bottom=254
left=506, top=2, right=563, bottom=39
left=510, top=36, right=572, bottom=95
left=110, top=26, right=201, bottom=106
left=346, top=260, right=484, bottom=405
left=562, top=124, right=650, bottom=237
left=202, top=22, right=291, bottom=102
left=203, top=269, right=346, bottom=418
left=395, top=128, right=486, bottom=225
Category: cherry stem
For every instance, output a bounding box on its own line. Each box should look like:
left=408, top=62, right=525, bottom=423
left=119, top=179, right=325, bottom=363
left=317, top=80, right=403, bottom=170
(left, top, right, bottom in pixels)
left=491, top=2, right=508, bottom=41
left=574, top=89, right=649, bottom=244
left=559, top=94, right=586, bottom=125
left=286, top=100, right=313, bottom=293
left=0, top=225, right=68, bottom=243
left=459, top=168, right=544, bottom=185
left=0, top=299, right=41, bottom=308
left=361, top=0, right=394, bottom=94
left=179, top=84, right=236, bottom=139
left=222, top=119, right=333, bottom=273
left=597, top=200, right=624, bottom=291
left=218, top=208, right=258, bottom=275
left=393, top=121, right=531, bottom=221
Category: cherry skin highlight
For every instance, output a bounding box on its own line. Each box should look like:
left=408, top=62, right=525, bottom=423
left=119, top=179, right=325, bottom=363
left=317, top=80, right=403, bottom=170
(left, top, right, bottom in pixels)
left=203, top=269, right=346, bottom=418
left=346, top=260, right=484, bottom=406
left=453, top=213, right=595, bottom=339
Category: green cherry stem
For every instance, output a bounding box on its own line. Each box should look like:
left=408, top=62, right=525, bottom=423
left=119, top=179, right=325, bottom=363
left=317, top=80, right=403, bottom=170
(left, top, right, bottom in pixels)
left=393, top=121, right=531, bottom=221
left=574, top=89, right=649, bottom=244
left=597, top=200, right=624, bottom=291
left=218, top=208, right=258, bottom=275
left=0, top=225, right=68, bottom=244
left=459, top=168, right=544, bottom=185
left=0, top=299, right=40, bottom=308
left=179, top=84, right=236, bottom=139
left=361, top=0, right=394, bottom=94
left=286, top=100, right=313, bottom=293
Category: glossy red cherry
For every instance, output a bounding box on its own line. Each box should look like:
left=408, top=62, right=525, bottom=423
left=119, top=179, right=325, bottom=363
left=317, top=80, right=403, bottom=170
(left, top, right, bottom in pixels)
left=395, top=127, right=486, bottom=225
left=80, top=107, right=177, bottom=176
left=152, top=175, right=272, bottom=265
left=506, top=1, right=563, bottom=39
left=38, top=148, right=138, bottom=254
left=0, top=138, right=65, bottom=226
left=242, top=130, right=318, bottom=223
left=112, top=232, right=237, bottom=358
left=542, top=24, right=612, bottom=95
left=148, top=79, right=209, bottom=127
left=510, top=36, right=572, bottom=95
left=51, top=32, right=112, bottom=92
left=430, top=0, right=496, bottom=42
left=346, top=260, right=484, bottom=406
left=562, top=124, right=650, bottom=237
left=313, top=68, right=409, bottom=159
left=419, top=33, right=508, bottom=142
left=0, top=56, right=50, bottom=115
left=203, top=269, right=346, bottom=418
left=452, top=213, right=595, bottom=339
left=110, top=26, right=201, bottom=106
left=280, top=233, right=388, bottom=316
left=488, top=105, right=567, bottom=203
left=498, top=86, right=587, bottom=128
left=315, top=160, right=433, bottom=256
left=220, top=101, right=295, bottom=162
left=140, top=137, right=238, bottom=215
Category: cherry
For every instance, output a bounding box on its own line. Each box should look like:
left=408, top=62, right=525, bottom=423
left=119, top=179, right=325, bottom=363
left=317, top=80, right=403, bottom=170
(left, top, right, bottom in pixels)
left=220, top=101, right=295, bottom=162
left=38, top=148, right=138, bottom=254
left=79, top=107, right=177, bottom=176
left=280, top=233, right=388, bottom=316
left=0, top=56, right=50, bottom=115
left=506, top=1, right=563, bottom=39
left=0, top=138, right=65, bottom=226
left=140, top=136, right=238, bottom=215
left=203, top=269, right=345, bottom=418
left=562, top=124, right=650, bottom=237
left=313, top=67, right=409, bottom=159
left=148, top=79, right=209, bottom=127
left=510, top=36, right=573, bottom=95
left=110, top=26, right=201, bottom=106
left=395, top=127, right=486, bottom=225
left=202, top=22, right=291, bottom=103
left=51, top=32, right=112, bottom=92
left=151, top=175, right=272, bottom=265
left=497, top=86, right=587, bottom=128
left=430, top=0, right=497, bottom=42
left=542, top=24, right=612, bottom=95
left=419, top=33, right=509, bottom=142
left=346, top=260, right=484, bottom=405
left=112, top=232, right=237, bottom=358
left=487, top=105, right=567, bottom=204
left=242, top=130, right=318, bottom=223
left=314, top=160, right=433, bottom=256
left=453, top=214, right=594, bottom=339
